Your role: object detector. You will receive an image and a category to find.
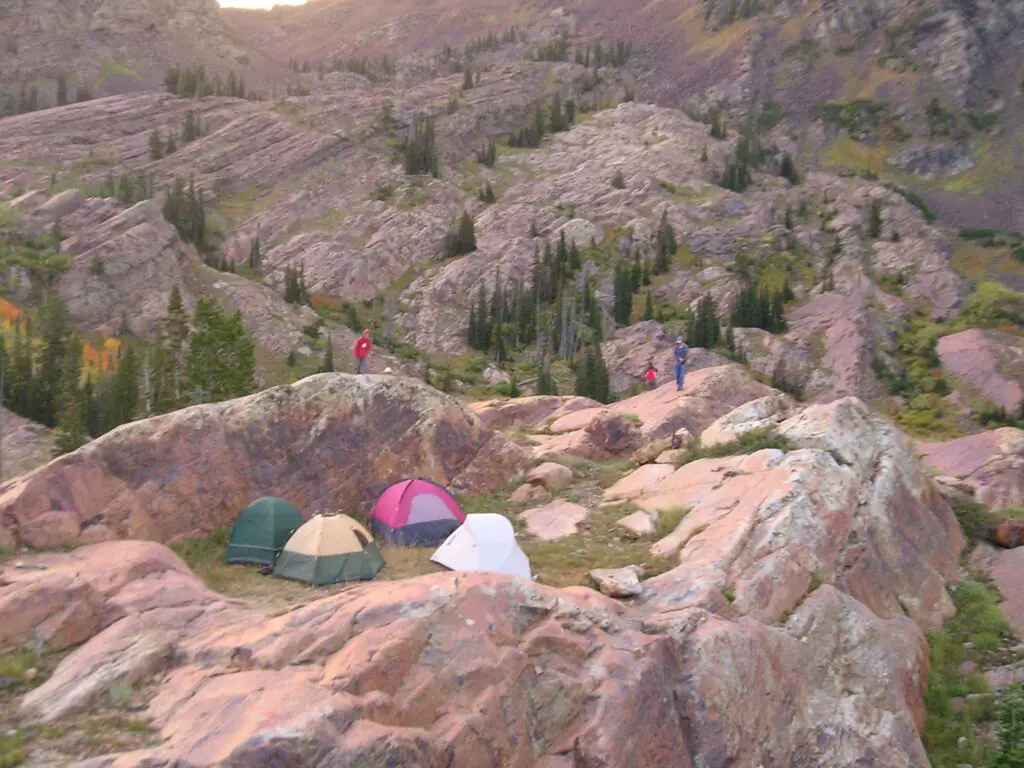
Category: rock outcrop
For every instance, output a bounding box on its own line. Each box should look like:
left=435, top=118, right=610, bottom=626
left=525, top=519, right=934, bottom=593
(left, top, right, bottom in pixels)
left=918, top=427, right=1024, bottom=510
left=937, top=329, right=1024, bottom=412
left=2, top=389, right=967, bottom=767
left=613, top=398, right=964, bottom=631
left=0, top=374, right=528, bottom=550
left=0, top=408, right=53, bottom=481
left=527, top=365, right=779, bottom=462
left=0, top=0, right=276, bottom=98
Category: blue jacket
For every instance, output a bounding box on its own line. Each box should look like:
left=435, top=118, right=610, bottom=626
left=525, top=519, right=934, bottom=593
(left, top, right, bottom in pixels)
left=673, top=344, right=689, bottom=365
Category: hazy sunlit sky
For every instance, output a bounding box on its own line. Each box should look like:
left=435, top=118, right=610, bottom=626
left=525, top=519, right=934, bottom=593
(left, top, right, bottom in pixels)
left=218, top=0, right=308, bottom=8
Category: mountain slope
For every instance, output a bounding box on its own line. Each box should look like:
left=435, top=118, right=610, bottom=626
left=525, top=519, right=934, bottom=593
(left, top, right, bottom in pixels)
left=0, top=0, right=283, bottom=105
left=224, top=0, right=1024, bottom=229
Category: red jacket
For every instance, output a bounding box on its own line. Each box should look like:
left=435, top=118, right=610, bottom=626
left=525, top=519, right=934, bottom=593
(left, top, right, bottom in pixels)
left=353, top=336, right=372, bottom=359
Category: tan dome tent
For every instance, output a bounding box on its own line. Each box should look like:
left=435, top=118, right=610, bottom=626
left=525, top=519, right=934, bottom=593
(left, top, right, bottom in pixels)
left=272, top=514, right=384, bottom=586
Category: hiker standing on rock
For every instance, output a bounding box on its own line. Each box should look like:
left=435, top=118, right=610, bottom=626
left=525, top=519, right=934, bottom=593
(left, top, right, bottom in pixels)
left=673, top=336, right=689, bottom=392
left=644, top=360, right=658, bottom=391
left=353, top=328, right=372, bottom=374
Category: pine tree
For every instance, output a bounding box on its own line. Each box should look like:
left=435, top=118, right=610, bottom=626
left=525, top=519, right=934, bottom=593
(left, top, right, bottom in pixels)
left=35, top=292, right=74, bottom=426
left=612, top=262, right=634, bottom=325
left=690, top=294, right=720, bottom=349
left=52, top=336, right=86, bottom=455
left=149, top=129, right=164, bottom=160
left=444, top=212, right=477, bottom=257
left=536, top=360, right=558, bottom=395
left=643, top=290, right=654, bottom=320
left=284, top=264, right=308, bottom=304
left=248, top=233, right=262, bottom=271
left=477, top=139, right=498, bottom=167
left=110, top=344, right=140, bottom=427
left=404, top=118, right=440, bottom=177
left=186, top=298, right=256, bottom=404
left=779, top=152, right=800, bottom=184
left=56, top=74, right=68, bottom=107
left=165, top=132, right=178, bottom=155
left=320, top=335, right=335, bottom=372
left=462, top=66, right=474, bottom=91
left=654, top=211, right=677, bottom=275
left=710, top=112, right=728, bottom=140
left=568, top=240, right=581, bottom=272
left=868, top=200, right=883, bottom=239
left=478, top=182, right=497, bottom=204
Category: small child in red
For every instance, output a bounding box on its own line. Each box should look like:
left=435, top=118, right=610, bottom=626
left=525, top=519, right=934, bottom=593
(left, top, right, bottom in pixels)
left=644, top=361, right=658, bottom=390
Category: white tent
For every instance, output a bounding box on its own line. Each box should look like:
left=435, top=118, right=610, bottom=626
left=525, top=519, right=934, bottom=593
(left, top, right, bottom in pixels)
left=430, top=514, right=532, bottom=579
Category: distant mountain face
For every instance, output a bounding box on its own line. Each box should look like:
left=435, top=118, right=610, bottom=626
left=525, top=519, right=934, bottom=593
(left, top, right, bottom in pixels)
left=223, top=0, right=1024, bottom=229
left=0, top=0, right=282, bottom=106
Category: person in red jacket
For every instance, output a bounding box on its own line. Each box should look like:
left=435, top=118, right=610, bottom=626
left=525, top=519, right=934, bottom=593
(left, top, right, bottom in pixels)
left=353, top=328, right=372, bottom=374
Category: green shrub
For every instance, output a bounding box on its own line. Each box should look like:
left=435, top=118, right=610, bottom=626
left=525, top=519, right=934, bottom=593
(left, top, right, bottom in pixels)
left=923, top=580, right=1016, bottom=765
left=994, top=685, right=1024, bottom=766
left=675, top=427, right=794, bottom=467
left=886, top=185, right=936, bottom=222
left=953, top=282, right=1024, bottom=329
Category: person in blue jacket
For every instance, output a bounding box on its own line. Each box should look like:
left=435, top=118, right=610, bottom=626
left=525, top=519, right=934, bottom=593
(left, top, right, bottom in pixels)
left=673, top=336, right=689, bottom=391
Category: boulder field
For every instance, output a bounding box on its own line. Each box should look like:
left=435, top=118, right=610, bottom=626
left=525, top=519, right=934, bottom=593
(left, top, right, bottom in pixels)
left=0, top=374, right=986, bottom=766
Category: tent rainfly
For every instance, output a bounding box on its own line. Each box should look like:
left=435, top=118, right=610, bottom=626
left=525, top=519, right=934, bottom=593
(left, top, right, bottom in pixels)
left=430, top=514, right=531, bottom=579
left=225, top=497, right=305, bottom=567
left=272, top=514, right=384, bottom=586
left=370, top=478, right=466, bottom=547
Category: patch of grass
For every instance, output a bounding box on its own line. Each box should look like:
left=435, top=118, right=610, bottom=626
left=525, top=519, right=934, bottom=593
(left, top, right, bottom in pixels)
left=0, top=732, right=26, bottom=768
left=98, top=59, right=139, bottom=85
left=955, top=502, right=1024, bottom=543
left=70, top=155, right=119, bottom=174
left=518, top=502, right=677, bottom=588
left=654, top=506, right=689, bottom=539
left=169, top=527, right=354, bottom=602
left=289, top=208, right=346, bottom=235
left=0, top=204, right=22, bottom=229
left=675, top=427, right=794, bottom=467
left=812, top=100, right=888, bottom=137
left=886, top=184, right=937, bottom=222
left=923, top=579, right=1019, bottom=766
left=822, top=138, right=889, bottom=176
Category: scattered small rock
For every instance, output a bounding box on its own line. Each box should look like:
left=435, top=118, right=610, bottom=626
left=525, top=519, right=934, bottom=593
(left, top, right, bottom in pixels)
left=520, top=500, right=590, bottom=541
left=524, top=462, right=574, bottom=492
left=616, top=511, right=655, bottom=539
left=632, top=438, right=672, bottom=465
left=509, top=483, right=552, bottom=504
left=656, top=449, right=685, bottom=464
left=590, top=566, right=644, bottom=598
left=24, top=668, right=37, bottom=682
left=957, top=660, right=977, bottom=676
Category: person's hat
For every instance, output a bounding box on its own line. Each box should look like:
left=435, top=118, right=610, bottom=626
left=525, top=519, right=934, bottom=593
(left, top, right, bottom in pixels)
left=362, top=328, right=370, bottom=334
left=676, top=337, right=684, bottom=343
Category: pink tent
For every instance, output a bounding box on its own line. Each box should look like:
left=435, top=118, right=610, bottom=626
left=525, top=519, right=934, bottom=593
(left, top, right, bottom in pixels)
left=369, top=478, right=465, bottom=546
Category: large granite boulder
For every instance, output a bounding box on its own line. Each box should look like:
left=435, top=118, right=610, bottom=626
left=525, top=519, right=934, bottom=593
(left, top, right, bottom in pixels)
left=918, top=427, right=1024, bottom=511
left=0, top=374, right=528, bottom=550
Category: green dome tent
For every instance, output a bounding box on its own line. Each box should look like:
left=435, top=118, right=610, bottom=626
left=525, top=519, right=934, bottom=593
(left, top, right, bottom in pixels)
left=226, top=497, right=305, bottom=567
